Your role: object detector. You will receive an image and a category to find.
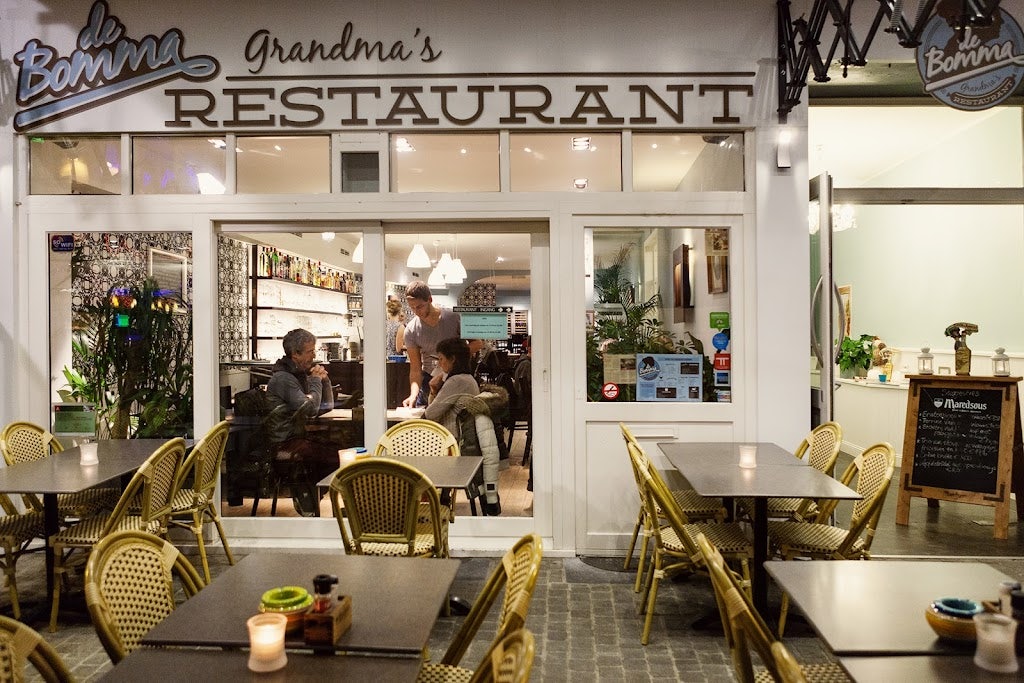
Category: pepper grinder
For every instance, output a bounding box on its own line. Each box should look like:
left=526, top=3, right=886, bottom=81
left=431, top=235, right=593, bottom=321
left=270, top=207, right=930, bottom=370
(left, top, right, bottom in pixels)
left=312, top=574, right=339, bottom=614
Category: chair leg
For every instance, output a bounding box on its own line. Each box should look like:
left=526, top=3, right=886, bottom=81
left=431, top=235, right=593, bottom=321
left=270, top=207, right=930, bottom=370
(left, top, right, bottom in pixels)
left=624, top=509, right=643, bottom=570
left=634, top=528, right=651, bottom=594
left=641, top=558, right=662, bottom=645
left=192, top=513, right=211, bottom=584
left=207, top=506, right=236, bottom=567
left=49, top=544, right=65, bottom=633
left=778, top=592, right=790, bottom=639
left=1, top=554, right=19, bottom=621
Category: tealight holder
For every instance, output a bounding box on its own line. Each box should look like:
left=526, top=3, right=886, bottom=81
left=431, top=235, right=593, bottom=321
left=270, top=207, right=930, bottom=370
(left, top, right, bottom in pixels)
left=973, top=612, right=1018, bottom=674
left=79, top=442, right=99, bottom=466
left=247, top=612, right=288, bottom=672
left=738, top=444, right=757, bottom=469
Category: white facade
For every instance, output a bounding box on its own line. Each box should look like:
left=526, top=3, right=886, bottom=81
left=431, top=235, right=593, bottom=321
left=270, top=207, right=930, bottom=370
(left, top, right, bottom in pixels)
left=0, top=0, right=809, bottom=553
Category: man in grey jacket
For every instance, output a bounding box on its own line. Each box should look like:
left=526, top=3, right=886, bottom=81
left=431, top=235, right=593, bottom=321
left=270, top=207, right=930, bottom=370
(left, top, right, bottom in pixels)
left=265, top=328, right=336, bottom=515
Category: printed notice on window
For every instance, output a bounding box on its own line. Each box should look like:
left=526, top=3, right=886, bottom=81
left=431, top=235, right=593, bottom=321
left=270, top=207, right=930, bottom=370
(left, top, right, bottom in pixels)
left=635, top=354, right=703, bottom=402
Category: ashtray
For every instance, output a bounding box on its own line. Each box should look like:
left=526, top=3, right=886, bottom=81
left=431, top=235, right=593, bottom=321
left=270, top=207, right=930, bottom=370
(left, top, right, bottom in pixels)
left=925, top=598, right=985, bottom=642
left=260, top=586, right=313, bottom=633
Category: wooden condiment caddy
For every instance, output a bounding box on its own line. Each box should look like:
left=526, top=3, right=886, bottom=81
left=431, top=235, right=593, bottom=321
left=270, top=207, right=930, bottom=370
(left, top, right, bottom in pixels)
left=303, top=595, right=352, bottom=646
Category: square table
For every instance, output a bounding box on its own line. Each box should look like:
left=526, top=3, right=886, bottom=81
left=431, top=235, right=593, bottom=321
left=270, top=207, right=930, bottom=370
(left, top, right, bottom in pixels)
left=838, top=655, right=1015, bottom=682
left=765, top=560, right=1014, bottom=656
left=141, top=552, right=460, bottom=655
left=101, top=648, right=422, bottom=682
left=658, top=441, right=860, bottom=614
left=0, top=439, right=171, bottom=594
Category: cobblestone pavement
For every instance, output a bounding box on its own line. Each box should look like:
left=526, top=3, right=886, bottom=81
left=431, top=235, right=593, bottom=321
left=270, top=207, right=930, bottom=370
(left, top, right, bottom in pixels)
left=13, top=544, right=841, bottom=682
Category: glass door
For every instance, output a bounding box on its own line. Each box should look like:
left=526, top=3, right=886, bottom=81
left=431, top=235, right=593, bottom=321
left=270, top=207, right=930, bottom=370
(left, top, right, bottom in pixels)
left=809, top=173, right=843, bottom=426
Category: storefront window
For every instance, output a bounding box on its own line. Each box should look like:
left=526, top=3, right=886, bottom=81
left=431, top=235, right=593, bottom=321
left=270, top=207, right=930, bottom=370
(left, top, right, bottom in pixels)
left=509, top=133, right=621, bottom=191
left=49, top=232, right=194, bottom=439
left=341, top=152, right=380, bottom=192
left=390, top=133, right=499, bottom=192
left=236, top=136, right=330, bottom=194
left=632, top=133, right=744, bottom=191
left=586, top=227, right=732, bottom=402
left=30, top=136, right=122, bottom=195
left=133, top=137, right=227, bottom=194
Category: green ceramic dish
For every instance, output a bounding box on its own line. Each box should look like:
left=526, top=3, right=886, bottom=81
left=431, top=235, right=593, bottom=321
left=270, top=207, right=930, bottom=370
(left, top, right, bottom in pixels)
left=260, top=586, right=312, bottom=611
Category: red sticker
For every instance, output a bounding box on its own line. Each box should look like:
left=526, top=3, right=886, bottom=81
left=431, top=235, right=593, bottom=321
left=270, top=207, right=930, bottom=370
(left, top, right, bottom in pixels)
left=602, top=383, right=620, bottom=400
left=714, top=353, right=731, bottom=371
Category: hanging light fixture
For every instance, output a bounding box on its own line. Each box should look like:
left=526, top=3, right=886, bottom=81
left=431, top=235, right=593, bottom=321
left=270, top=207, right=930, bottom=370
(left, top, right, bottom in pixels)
left=436, top=251, right=454, bottom=277
left=427, top=266, right=447, bottom=289
left=352, top=236, right=363, bottom=263
left=449, top=234, right=468, bottom=282
left=406, top=237, right=430, bottom=268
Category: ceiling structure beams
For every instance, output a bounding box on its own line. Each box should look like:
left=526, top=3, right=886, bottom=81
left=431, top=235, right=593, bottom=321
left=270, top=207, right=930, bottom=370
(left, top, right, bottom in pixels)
left=777, top=0, right=1003, bottom=120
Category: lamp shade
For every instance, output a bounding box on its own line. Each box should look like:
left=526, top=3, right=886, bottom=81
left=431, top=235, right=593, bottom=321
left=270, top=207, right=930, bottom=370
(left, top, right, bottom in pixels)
left=450, top=258, right=468, bottom=280
left=427, top=267, right=447, bottom=288
left=352, top=237, right=363, bottom=263
left=436, top=252, right=454, bottom=275
left=406, top=243, right=431, bottom=268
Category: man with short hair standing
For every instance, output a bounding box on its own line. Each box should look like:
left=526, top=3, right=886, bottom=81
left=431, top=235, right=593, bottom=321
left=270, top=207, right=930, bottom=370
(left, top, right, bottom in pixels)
left=402, top=281, right=461, bottom=407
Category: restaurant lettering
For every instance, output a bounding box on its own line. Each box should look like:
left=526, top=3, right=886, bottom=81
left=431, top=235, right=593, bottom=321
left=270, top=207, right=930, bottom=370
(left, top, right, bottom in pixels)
left=245, top=25, right=442, bottom=73
left=942, top=398, right=989, bottom=411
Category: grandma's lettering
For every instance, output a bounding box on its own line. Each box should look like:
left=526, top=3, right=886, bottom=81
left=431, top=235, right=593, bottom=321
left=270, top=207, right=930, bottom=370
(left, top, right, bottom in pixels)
left=246, top=24, right=442, bottom=74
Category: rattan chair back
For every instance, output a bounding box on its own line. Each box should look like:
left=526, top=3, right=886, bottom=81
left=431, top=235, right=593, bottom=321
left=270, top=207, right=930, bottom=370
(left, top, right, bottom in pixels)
left=440, top=533, right=543, bottom=668
left=0, top=614, right=74, bottom=683
left=104, top=438, right=186, bottom=536
left=84, top=530, right=204, bottom=664
left=468, top=628, right=536, bottom=683
left=374, top=419, right=460, bottom=458
left=799, top=422, right=843, bottom=473
left=0, top=422, right=64, bottom=511
left=812, top=442, right=895, bottom=556
left=329, top=458, right=448, bottom=557
left=696, top=533, right=772, bottom=657
left=168, top=421, right=234, bottom=582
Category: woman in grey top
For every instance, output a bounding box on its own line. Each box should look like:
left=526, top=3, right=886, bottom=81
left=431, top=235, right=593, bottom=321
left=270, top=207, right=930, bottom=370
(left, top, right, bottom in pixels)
left=424, top=337, right=479, bottom=437
left=385, top=298, right=406, bottom=357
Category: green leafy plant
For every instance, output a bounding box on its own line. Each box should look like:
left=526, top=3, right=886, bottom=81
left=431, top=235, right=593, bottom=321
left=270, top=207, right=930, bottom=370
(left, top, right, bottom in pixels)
left=837, top=334, right=876, bottom=373
left=60, top=279, right=194, bottom=439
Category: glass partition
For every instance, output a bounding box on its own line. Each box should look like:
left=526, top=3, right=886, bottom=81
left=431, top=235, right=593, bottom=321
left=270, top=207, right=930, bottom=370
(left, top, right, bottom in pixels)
left=133, top=137, right=227, bottom=194
left=30, top=136, right=122, bottom=195
left=236, top=136, right=330, bottom=194
left=586, top=226, right=732, bottom=402
left=509, top=132, right=621, bottom=191
left=390, top=133, right=499, bottom=192
left=631, top=133, right=744, bottom=191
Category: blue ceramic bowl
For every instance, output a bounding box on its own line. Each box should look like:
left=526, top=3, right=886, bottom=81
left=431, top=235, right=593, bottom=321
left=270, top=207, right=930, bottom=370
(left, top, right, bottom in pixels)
left=932, top=597, right=984, bottom=618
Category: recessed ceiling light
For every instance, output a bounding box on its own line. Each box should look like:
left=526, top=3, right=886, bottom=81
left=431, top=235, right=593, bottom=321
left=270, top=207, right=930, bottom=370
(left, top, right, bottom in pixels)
left=274, top=145, right=282, bottom=151
left=651, top=143, right=658, bottom=149
left=395, top=136, right=416, bottom=153
left=573, top=178, right=588, bottom=189
left=495, top=256, right=505, bottom=263
left=571, top=136, right=591, bottom=151
left=523, top=147, right=532, bottom=153
left=460, top=148, right=467, bottom=154
left=321, top=232, right=336, bottom=242
left=208, top=139, right=226, bottom=149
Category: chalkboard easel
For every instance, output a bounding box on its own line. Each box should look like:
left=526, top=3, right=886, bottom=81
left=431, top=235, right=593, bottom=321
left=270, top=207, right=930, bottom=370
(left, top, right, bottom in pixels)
left=897, top=374, right=1023, bottom=540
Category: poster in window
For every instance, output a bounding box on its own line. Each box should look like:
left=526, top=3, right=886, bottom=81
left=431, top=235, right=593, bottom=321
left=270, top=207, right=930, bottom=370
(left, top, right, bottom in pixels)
left=672, top=244, right=692, bottom=323
left=635, top=353, right=703, bottom=402
left=838, top=284, right=852, bottom=338
left=705, top=228, right=729, bottom=294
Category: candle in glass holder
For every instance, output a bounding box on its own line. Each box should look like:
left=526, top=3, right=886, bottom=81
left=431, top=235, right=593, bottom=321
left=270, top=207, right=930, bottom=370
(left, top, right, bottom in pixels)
left=738, top=444, right=757, bottom=469
left=79, top=442, right=99, bottom=466
left=973, top=613, right=1018, bottom=674
left=247, top=613, right=288, bottom=672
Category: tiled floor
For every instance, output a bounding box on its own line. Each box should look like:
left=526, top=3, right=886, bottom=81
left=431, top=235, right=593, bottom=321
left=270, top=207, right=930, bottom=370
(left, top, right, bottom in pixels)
left=12, top=453, right=1024, bottom=682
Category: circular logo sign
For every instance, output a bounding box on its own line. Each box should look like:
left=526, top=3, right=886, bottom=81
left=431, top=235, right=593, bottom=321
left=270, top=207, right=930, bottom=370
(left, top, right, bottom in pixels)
left=712, top=332, right=730, bottom=351
left=917, top=5, right=1024, bottom=111
left=637, top=356, right=661, bottom=381
left=601, top=382, right=620, bottom=400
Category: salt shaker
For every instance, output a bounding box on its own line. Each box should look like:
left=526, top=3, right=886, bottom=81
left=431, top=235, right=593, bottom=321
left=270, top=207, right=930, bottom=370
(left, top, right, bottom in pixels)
left=999, top=580, right=1021, bottom=616
left=312, top=574, right=339, bottom=614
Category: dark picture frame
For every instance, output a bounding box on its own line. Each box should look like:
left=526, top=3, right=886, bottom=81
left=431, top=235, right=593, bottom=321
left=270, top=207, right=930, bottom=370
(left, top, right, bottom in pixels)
left=672, top=244, right=692, bottom=323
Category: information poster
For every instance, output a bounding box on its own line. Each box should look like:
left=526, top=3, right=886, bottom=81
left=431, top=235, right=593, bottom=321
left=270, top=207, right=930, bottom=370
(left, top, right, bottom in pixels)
left=603, top=354, right=637, bottom=384
left=635, top=353, right=703, bottom=402
left=454, top=306, right=511, bottom=339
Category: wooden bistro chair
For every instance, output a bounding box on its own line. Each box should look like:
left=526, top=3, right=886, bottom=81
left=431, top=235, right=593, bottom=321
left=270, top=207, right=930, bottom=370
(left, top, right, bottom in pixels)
left=0, top=421, right=119, bottom=521
left=167, top=421, right=235, bottom=583
left=768, top=442, right=896, bottom=637
left=419, top=534, right=542, bottom=682
left=0, top=494, right=46, bottom=620
left=695, top=533, right=849, bottom=683
left=619, top=423, right=726, bottom=593
left=328, top=458, right=449, bottom=558
left=629, top=441, right=753, bottom=645
left=0, top=614, right=75, bottom=683
left=374, top=419, right=465, bottom=519
left=84, top=530, right=205, bottom=664
left=737, top=422, right=844, bottom=523
left=48, top=438, right=185, bottom=632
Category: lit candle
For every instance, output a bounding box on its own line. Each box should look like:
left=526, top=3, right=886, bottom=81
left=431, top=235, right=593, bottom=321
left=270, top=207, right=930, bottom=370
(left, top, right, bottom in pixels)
left=738, top=444, right=757, bottom=469
left=79, top=442, right=99, bottom=466
left=973, top=613, right=1019, bottom=674
left=247, top=613, right=288, bottom=672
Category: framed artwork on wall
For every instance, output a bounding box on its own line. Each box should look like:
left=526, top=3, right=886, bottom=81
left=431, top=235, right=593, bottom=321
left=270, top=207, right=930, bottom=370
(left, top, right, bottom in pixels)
left=672, top=244, right=692, bottom=323
left=707, top=255, right=728, bottom=294
left=838, top=284, right=852, bottom=337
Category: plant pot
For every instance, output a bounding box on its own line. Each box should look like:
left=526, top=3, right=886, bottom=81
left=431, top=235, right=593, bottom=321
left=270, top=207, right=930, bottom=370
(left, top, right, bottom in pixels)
left=840, top=366, right=868, bottom=379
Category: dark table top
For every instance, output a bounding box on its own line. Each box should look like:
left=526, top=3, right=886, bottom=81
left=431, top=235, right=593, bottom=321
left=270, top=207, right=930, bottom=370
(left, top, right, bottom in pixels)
left=316, top=455, right=482, bottom=491
left=0, top=439, right=171, bottom=494
left=839, top=655, right=1018, bottom=682
left=101, top=647, right=421, bottom=682
left=766, top=560, right=1014, bottom=656
left=141, top=552, right=460, bottom=655
left=658, top=442, right=859, bottom=500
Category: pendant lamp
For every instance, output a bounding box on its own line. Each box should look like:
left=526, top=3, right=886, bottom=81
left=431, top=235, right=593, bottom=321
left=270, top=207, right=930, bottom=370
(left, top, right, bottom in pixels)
left=406, top=242, right=430, bottom=268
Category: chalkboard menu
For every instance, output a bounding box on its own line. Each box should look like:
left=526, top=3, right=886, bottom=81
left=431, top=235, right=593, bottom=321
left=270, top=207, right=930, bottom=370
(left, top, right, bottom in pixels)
left=897, top=374, right=1022, bottom=541
left=910, top=386, right=1002, bottom=494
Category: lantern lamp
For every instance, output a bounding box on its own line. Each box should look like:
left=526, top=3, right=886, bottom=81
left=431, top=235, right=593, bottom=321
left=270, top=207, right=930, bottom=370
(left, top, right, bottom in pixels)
left=992, top=347, right=1010, bottom=377
left=917, top=347, right=934, bottom=375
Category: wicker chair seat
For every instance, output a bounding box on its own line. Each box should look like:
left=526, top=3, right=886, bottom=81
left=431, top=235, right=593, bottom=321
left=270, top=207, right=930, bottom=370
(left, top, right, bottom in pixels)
left=679, top=522, right=753, bottom=555
left=416, top=662, right=473, bottom=683
left=57, top=488, right=122, bottom=519
left=753, top=662, right=850, bottom=682
left=666, top=489, right=726, bottom=521
left=346, top=528, right=445, bottom=558
left=0, top=511, right=45, bottom=543
left=768, top=521, right=867, bottom=558
left=51, top=515, right=162, bottom=545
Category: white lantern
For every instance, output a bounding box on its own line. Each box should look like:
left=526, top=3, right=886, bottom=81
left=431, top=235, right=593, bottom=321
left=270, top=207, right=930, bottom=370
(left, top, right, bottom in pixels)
left=917, top=347, right=934, bottom=375
left=992, top=347, right=1010, bottom=377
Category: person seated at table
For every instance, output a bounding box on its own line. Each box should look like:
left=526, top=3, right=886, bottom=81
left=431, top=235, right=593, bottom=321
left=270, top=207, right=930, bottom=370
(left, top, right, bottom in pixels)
left=265, top=328, right=337, bottom=515
left=425, top=337, right=503, bottom=515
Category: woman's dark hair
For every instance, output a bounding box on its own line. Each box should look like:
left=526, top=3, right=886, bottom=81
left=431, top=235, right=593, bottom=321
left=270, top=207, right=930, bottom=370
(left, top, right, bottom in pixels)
left=437, top=337, right=473, bottom=376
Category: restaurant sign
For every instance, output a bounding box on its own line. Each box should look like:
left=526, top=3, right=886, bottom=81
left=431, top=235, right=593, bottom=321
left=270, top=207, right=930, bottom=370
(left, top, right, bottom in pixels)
left=917, top=2, right=1024, bottom=111
left=12, top=1, right=755, bottom=132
